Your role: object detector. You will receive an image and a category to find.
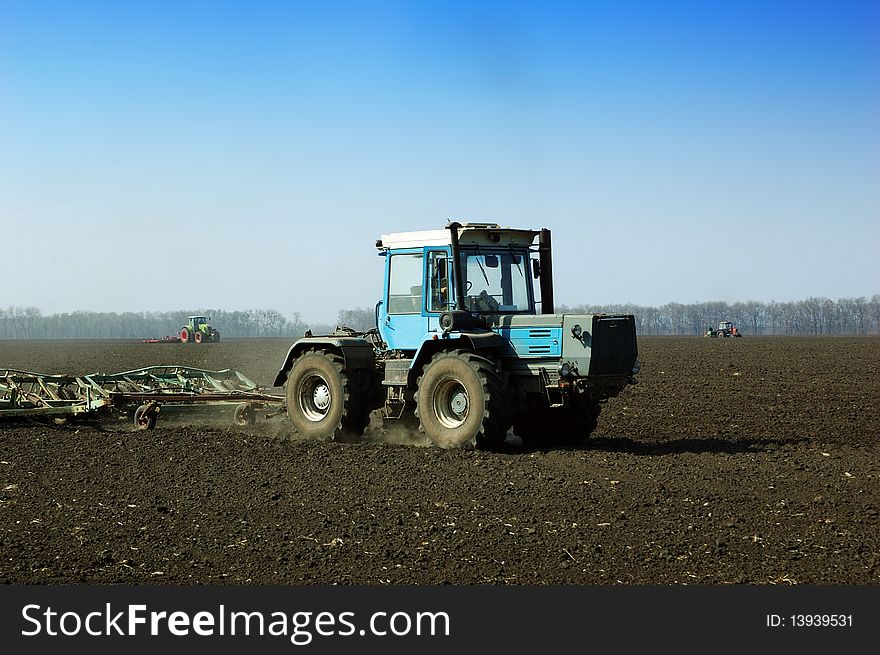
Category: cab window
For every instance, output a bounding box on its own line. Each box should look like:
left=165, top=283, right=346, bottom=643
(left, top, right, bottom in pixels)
left=427, top=251, right=450, bottom=312
left=388, top=253, right=423, bottom=314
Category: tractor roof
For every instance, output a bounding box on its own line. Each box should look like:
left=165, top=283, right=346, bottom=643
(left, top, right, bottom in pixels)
left=378, top=223, right=540, bottom=250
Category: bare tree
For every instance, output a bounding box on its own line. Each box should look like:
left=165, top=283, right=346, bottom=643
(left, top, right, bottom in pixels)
left=337, top=307, right=377, bottom=331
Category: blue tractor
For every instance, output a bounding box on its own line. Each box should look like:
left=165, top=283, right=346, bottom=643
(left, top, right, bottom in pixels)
left=274, top=222, right=640, bottom=448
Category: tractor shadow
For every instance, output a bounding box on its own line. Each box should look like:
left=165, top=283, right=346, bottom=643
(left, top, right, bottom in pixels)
left=501, top=434, right=809, bottom=456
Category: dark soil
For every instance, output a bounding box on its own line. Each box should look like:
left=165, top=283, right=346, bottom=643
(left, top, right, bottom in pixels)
left=1, top=337, right=878, bottom=584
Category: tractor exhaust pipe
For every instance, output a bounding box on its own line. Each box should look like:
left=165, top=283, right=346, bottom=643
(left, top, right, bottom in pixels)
left=538, top=228, right=554, bottom=314
left=447, top=221, right=467, bottom=312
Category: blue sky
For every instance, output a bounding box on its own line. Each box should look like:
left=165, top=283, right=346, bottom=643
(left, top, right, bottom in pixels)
left=1, top=0, right=877, bottom=321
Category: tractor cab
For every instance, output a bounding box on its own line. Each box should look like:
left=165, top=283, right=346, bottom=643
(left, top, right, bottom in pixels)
left=190, top=316, right=209, bottom=329
left=375, top=223, right=542, bottom=351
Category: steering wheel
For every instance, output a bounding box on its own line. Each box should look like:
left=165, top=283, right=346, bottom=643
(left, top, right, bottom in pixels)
left=467, top=290, right=499, bottom=313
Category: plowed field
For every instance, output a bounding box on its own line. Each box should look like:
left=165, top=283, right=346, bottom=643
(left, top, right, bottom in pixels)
left=1, top=337, right=878, bottom=584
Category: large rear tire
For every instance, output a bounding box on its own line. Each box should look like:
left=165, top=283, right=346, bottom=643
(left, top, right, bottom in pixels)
left=415, top=350, right=511, bottom=449
left=285, top=350, right=370, bottom=442
left=180, top=327, right=190, bottom=343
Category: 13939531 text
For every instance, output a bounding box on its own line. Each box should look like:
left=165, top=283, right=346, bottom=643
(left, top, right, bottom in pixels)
left=766, top=614, right=853, bottom=628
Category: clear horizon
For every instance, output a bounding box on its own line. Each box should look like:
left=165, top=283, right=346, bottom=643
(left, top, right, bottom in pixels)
left=2, top=1, right=878, bottom=325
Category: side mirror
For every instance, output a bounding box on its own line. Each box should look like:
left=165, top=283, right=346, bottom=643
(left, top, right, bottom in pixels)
left=532, top=259, right=541, bottom=279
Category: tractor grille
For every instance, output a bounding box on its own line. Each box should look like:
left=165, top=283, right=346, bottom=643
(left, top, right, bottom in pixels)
left=527, top=329, right=555, bottom=355
left=588, top=315, right=638, bottom=376
left=500, top=326, right=562, bottom=358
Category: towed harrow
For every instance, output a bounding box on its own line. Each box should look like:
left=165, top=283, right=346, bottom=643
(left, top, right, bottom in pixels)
left=0, top=366, right=285, bottom=429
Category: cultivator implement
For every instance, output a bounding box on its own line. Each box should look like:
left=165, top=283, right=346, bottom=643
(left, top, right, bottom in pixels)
left=0, top=369, right=110, bottom=420
left=0, top=366, right=284, bottom=429
left=142, top=335, right=182, bottom=343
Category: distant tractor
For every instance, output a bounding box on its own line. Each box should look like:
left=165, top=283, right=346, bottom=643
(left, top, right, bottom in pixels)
left=707, top=320, right=742, bottom=338
left=274, top=222, right=640, bottom=449
left=180, top=316, right=220, bottom=344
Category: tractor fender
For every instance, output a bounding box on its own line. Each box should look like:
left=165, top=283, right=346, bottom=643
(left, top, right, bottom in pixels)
left=274, top=336, right=376, bottom=387
left=406, top=330, right=508, bottom=387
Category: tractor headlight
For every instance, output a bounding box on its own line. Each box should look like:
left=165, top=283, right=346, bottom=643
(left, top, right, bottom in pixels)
left=632, top=359, right=642, bottom=374
left=571, top=324, right=582, bottom=339
left=558, top=362, right=571, bottom=378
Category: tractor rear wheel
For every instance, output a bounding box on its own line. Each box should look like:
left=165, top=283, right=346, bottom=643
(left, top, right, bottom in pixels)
left=285, top=350, right=370, bottom=442
left=180, top=327, right=189, bottom=343
left=415, top=350, right=511, bottom=449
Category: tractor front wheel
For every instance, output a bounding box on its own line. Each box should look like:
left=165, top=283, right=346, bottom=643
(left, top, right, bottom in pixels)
left=195, top=330, right=204, bottom=344
left=415, top=350, right=511, bottom=449
left=285, top=350, right=370, bottom=442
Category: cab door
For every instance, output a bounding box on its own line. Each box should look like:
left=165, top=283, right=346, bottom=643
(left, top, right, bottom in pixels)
left=425, top=248, right=452, bottom=335
left=380, top=250, right=427, bottom=351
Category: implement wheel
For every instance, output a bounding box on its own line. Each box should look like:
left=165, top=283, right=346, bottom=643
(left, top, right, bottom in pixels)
left=134, top=404, right=158, bottom=430
left=233, top=403, right=255, bottom=427
left=285, top=350, right=370, bottom=442
left=415, top=350, right=511, bottom=449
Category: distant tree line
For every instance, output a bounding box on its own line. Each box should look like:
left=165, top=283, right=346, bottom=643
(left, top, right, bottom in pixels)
left=1, top=296, right=878, bottom=339
left=0, top=308, right=333, bottom=340
left=557, top=296, right=880, bottom=336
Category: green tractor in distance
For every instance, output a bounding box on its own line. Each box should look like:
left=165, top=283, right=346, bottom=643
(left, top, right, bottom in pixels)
left=706, top=320, right=742, bottom=338
left=180, top=316, right=220, bottom=344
